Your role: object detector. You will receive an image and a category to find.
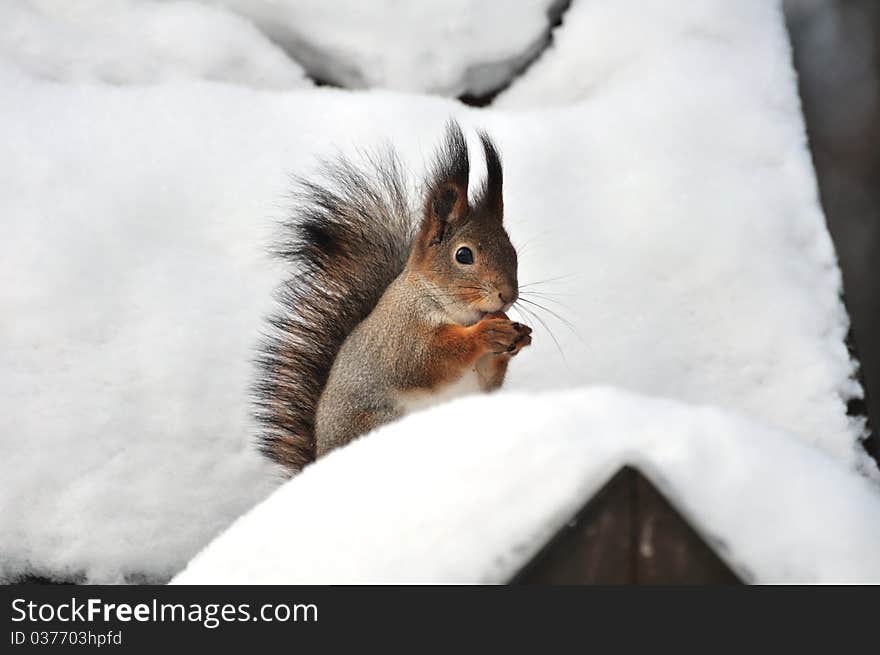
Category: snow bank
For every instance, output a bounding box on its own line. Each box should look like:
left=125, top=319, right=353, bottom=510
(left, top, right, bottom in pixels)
left=197, top=0, right=561, bottom=95
left=0, top=0, right=870, bottom=583
left=173, top=388, right=880, bottom=584
left=499, top=0, right=790, bottom=107
left=0, top=0, right=310, bottom=88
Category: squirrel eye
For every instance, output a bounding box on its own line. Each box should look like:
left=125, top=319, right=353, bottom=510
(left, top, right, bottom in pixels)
left=455, top=247, right=474, bottom=265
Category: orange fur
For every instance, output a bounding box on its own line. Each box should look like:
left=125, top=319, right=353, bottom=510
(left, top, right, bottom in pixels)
left=419, top=318, right=531, bottom=391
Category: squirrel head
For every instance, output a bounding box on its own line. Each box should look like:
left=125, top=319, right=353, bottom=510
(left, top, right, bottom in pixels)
left=410, top=122, right=518, bottom=326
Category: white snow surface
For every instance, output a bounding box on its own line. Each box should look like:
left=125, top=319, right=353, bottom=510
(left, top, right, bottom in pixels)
left=195, top=0, right=560, bottom=95
left=499, top=0, right=784, bottom=107
left=0, top=0, right=874, bottom=583
left=173, top=388, right=880, bottom=584
left=0, top=0, right=310, bottom=88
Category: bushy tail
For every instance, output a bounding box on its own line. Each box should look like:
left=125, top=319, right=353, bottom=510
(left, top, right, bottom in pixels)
left=254, top=151, right=415, bottom=473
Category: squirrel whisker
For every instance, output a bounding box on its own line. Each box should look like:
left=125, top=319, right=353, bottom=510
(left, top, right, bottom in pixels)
left=517, top=273, right=578, bottom=289
left=512, top=301, right=566, bottom=362
left=516, top=296, right=583, bottom=343
left=518, top=290, right=580, bottom=315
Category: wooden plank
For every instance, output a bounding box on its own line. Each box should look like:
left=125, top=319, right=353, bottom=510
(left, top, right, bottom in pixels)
left=511, top=466, right=742, bottom=585
left=633, top=473, right=740, bottom=584
left=512, top=467, right=634, bottom=584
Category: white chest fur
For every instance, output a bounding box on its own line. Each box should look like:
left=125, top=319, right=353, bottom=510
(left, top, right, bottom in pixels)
left=396, top=367, right=482, bottom=415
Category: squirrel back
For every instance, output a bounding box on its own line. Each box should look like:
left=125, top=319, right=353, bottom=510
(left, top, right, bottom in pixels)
left=254, top=151, right=415, bottom=472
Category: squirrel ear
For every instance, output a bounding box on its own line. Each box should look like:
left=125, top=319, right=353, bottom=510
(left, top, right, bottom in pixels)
left=417, top=120, right=470, bottom=248
left=475, top=131, right=503, bottom=221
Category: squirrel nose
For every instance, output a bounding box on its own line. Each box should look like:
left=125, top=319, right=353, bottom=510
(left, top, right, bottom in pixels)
left=498, top=288, right=517, bottom=306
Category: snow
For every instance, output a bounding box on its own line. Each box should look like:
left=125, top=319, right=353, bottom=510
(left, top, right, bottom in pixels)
left=173, top=388, right=880, bottom=584
left=196, top=0, right=561, bottom=95
left=498, top=0, right=789, bottom=107
left=0, top=0, right=874, bottom=583
left=0, top=0, right=310, bottom=88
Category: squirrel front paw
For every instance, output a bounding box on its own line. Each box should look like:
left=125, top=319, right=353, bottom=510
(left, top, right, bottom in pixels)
left=507, top=321, right=532, bottom=356
left=476, top=315, right=533, bottom=355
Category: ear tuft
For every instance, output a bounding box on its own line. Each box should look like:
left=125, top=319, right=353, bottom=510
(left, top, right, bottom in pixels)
left=429, top=120, right=469, bottom=197
left=476, top=131, right=503, bottom=220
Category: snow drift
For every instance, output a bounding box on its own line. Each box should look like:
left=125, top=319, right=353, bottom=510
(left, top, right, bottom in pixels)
left=196, top=0, right=564, bottom=96
left=0, top=0, right=310, bottom=88
left=173, top=388, right=880, bottom=584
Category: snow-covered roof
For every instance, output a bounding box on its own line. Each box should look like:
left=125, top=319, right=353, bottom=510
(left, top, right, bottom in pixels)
left=173, top=388, right=880, bottom=584
left=1, top=0, right=875, bottom=583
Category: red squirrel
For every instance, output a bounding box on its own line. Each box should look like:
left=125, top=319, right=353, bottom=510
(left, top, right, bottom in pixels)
left=256, top=121, right=531, bottom=474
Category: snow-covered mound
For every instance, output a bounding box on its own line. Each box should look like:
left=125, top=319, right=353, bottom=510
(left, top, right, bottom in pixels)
left=173, top=388, right=880, bottom=584
left=197, top=0, right=561, bottom=95
left=0, top=0, right=872, bottom=583
left=0, top=0, right=310, bottom=88
left=499, top=0, right=793, bottom=108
